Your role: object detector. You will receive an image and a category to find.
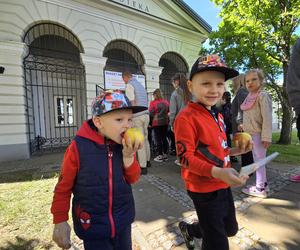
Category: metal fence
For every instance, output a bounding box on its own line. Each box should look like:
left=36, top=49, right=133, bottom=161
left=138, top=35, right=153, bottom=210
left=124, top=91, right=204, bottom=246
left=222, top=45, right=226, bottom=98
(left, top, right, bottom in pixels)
left=23, top=23, right=87, bottom=154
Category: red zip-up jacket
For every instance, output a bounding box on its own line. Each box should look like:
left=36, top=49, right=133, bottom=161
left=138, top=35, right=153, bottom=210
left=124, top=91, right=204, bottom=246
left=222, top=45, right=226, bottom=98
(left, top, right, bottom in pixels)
left=174, top=102, right=230, bottom=193
left=51, top=120, right=141, bottom=225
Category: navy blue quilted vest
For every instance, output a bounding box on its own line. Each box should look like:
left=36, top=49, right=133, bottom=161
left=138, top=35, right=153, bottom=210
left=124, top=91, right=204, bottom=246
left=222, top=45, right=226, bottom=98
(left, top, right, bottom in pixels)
left=72, top=136, right=135, bottom=240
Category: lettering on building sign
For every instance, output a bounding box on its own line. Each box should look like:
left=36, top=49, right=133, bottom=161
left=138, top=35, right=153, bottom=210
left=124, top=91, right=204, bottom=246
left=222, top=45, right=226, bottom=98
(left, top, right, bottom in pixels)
left=113, top=0, right=150, bottom=13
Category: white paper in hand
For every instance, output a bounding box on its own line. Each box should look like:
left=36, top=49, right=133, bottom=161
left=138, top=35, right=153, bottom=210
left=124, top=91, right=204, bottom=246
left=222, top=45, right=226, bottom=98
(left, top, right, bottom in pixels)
left=239, top=152, right=279, bottom=177
left=239, top=163, right=259, bottom=177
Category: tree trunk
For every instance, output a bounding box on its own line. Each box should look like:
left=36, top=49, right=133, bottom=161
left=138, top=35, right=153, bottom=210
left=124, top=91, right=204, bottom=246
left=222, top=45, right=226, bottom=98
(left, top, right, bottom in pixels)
left=277, top=88, right=293, bottom=144
left=277, top=63, right=293, bottom=144
left=278, top=102, right=293, bottom=144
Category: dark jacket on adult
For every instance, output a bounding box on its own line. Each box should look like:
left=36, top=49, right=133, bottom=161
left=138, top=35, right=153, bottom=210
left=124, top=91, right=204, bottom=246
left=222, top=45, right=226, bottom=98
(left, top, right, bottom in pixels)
left=287, top=38, right=300, bottom=116
left=231, top=87, right=249, bottom=134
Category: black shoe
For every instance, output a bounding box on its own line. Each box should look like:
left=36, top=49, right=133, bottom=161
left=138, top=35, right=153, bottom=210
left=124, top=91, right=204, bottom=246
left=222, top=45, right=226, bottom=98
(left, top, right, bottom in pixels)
left=179, top=221, right=195, bottom=249
left=146, top=161, right=151, bottom=168
left=170, top=150, right=177, bottom=156
left=141, top=168, right=147, bottom=175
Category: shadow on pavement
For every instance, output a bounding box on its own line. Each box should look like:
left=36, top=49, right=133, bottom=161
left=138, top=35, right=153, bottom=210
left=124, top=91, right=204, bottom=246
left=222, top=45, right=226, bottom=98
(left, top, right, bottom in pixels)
left=0, top=152, right=63, bottom=184
left=0, top=236, right=54, bottom=250
left=0, top=168, right=59, bottom=184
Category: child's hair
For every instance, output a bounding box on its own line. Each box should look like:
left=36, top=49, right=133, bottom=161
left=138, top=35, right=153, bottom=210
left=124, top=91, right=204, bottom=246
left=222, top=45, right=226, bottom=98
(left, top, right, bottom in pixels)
left=172, top=73, right=191, bottom=104
left=222, top=91, right=231, bottom=103
left=232, top=73, right=245, bottom=93
left=153, top=89, right=163, bottom=99
left=245, top=69, right=265, bottom=84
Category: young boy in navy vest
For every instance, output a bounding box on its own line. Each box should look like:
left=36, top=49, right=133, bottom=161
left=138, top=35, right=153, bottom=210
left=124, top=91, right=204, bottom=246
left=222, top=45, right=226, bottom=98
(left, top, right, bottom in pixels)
left=174, top=55, right=252, bottom=250
left=51, top=90, right=147, bottom=250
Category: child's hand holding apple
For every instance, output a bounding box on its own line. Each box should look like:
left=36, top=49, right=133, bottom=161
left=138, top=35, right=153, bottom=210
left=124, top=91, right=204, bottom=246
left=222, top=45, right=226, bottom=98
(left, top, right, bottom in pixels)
left=230, top=132, right=253, bottom=155
left=122, top=128, right=144, bottom=167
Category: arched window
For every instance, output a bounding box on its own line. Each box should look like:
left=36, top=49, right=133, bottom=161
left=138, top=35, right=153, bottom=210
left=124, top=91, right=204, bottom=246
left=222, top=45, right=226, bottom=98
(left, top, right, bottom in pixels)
left=23, top=22, right=86, bottom=154
left=159, top=52, right=188, bottom=100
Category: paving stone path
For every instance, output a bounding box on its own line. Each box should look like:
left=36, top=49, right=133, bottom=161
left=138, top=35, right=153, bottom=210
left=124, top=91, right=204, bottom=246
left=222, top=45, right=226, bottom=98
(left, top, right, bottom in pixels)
left=70, top=165, right=300, bottom=250
left=131, top=166, right=300, bottom=250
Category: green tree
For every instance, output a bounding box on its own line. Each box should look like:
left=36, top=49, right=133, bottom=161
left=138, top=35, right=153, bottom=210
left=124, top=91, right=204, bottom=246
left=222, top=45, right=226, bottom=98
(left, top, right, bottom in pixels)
left=210, top=0, right=300, bottom=144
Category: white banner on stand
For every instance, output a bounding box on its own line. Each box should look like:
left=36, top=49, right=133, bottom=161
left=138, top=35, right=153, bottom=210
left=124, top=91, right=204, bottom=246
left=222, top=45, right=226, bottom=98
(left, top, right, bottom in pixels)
left=104, top=70, right=146, bottom=90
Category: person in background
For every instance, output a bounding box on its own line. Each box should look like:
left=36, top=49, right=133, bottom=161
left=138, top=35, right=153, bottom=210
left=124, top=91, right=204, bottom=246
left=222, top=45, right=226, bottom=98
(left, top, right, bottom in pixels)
left=240, top=69, right=273, bottom=198
left=123, top=71, right=151, bottom=175
left=149, top=89, right=170, bottom=162
left=175, top=54, right=251, bottom=250
left=221, top=91, right=238, bottom=163
left=286, top=38, right=300, bottom=182
left=169, top=73, right=192, bottom=165
left=51, top=90, right=145, bottom=250
left=297, top=116, right=300, bottom=146
left=231, top=74, right=254, bottom=166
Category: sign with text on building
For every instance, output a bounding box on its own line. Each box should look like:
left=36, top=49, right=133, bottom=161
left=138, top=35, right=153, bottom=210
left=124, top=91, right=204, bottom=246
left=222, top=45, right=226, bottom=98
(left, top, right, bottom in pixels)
left=104, top=70, right=146, bottom=90
left=110, top=0, right=150, bottom=13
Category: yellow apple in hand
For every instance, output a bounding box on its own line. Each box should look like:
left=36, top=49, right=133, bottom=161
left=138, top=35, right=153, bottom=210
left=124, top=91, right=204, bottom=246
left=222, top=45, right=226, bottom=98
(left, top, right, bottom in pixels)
left=233, top=132, right=252, bottom=150
left=124, top=128, right=144, bottom=146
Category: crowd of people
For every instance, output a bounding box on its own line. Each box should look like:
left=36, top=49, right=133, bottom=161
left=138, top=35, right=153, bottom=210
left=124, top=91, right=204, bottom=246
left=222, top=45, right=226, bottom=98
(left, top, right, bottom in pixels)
left=50, top=39, right=300, bottom=250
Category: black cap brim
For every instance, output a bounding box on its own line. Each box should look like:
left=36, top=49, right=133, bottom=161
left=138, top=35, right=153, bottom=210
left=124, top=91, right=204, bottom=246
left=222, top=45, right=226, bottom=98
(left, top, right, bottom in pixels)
left=190, top=67, right=239, bottom=81
left=100, top=106, right=148, bottom=115
left=130, top=106, right=148, bottom=114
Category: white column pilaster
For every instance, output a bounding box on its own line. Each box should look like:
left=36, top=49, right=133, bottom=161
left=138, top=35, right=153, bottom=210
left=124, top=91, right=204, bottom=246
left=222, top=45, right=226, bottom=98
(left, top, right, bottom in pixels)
left=0, top=41, right=29, bottom=161
left=144, top=64, right=163, bottom=101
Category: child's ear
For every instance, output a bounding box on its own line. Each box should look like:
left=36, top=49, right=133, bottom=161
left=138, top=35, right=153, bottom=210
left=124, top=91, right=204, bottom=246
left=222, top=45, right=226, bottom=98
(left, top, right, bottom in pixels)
left=92, top=116, right=103, bottom=129
left=187, top=80, right=193, bottom=92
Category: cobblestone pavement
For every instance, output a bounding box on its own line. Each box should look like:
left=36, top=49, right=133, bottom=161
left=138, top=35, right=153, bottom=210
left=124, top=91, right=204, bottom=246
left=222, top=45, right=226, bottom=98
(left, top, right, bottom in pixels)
left=2, top=154, right=297, bottom=250
left=131, top=166, right=300, bottom=250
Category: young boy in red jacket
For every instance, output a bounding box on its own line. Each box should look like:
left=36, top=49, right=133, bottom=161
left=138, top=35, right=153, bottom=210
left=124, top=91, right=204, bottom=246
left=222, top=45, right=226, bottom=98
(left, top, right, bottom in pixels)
left=51, top=90, right=147, bottom=250
left=174, top=55, right=252, bottom=250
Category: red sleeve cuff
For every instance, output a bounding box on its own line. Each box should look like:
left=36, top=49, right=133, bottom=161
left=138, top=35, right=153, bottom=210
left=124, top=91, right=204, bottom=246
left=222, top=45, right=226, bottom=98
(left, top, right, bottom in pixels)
left=203, top=164, right=214, bottom=178
left=53, top=213, right=69, bottom=224
left=124, top=158, right=141, bottom=184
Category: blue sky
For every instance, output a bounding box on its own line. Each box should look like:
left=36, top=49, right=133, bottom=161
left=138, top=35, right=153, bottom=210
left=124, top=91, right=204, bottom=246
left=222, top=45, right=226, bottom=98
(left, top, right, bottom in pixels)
left=183, top=0, right=300, bottom=34
left=183, top=0, right=221, bottom=31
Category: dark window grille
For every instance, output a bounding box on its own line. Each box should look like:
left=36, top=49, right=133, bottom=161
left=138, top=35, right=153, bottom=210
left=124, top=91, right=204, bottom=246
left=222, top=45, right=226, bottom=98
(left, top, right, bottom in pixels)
left=103, top=40, right=145, bottom=75
left=23, top=23, right=87, bottom=155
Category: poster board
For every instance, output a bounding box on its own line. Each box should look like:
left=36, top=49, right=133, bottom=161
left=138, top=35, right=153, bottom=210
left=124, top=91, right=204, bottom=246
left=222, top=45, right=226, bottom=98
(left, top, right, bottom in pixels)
left=104, top=70, right=146, bottom=90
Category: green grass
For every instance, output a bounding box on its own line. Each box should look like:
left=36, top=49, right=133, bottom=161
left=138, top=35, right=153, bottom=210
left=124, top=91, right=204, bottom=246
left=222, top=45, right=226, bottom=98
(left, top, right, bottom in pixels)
left=0, top=172, right=62, bottom=250
left=269, top=131, right=300, bottom=164
left=0, top=171, right=140, bottom=250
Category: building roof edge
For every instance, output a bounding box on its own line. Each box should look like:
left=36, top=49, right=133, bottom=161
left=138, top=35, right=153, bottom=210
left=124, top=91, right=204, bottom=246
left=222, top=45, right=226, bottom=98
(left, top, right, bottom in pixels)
left=172, top=0, right=212, bottom=33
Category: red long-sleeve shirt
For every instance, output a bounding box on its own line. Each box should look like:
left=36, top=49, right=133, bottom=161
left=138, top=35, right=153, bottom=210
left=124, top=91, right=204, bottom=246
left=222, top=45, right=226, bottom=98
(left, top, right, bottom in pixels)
left=174, top=102, right=230, bottom=193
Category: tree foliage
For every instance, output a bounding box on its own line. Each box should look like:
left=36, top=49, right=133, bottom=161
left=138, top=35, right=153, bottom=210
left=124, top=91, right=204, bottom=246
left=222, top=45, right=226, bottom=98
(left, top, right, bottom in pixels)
left=209, top=0, right=300, bottom=144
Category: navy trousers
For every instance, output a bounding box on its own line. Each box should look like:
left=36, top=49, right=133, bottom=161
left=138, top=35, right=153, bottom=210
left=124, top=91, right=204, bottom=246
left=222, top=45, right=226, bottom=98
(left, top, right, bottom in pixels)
left=187, top=188, right=238, bottom=250
left=83, top=225, right=132, bottom=250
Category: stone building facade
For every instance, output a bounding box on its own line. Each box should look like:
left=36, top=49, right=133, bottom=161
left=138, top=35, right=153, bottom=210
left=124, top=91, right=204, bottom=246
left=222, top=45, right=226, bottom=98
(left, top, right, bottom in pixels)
left=0, top=0, right=211, bottom=161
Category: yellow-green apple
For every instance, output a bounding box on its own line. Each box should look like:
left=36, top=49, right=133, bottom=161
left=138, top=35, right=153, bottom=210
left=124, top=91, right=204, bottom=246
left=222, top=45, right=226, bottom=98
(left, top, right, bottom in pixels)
left=123, top=128, right=144, bottom=146
left=233, top=132, right=252, bottom=150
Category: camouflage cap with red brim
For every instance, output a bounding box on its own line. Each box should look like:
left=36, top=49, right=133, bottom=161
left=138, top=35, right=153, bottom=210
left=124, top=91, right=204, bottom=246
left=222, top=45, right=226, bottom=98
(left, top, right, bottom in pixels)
left=91, top=90, right=147, bottom=116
